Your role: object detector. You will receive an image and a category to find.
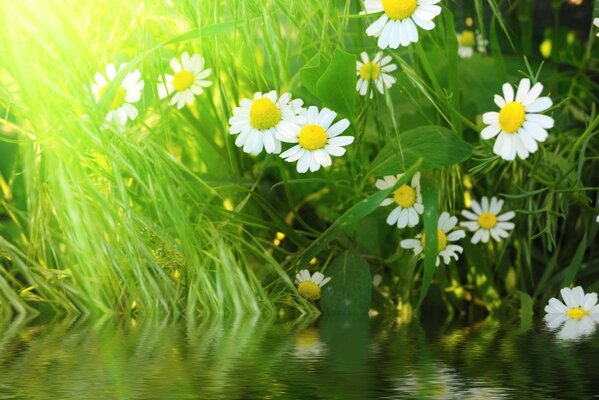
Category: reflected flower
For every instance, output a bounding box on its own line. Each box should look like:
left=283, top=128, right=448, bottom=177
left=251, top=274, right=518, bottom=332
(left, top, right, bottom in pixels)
left=545, top=286, right=599, bottom=340
left=293, top=327, right=326, bottom=359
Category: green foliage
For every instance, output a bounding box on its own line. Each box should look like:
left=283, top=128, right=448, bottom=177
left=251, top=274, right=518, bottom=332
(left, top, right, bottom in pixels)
left=321, top=251, right=372, bottom=315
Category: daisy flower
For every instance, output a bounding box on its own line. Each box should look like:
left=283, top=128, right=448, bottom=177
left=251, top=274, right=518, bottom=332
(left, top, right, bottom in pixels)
left=278, top=106, right=353, bottom=173
left=460, top=196, right=515, bottom=244
left=375, top=172, right=423, bottom=228
left=228, top=91, right=304, bottom=155
left=476, top=31, right=488, bottom=54
left=481, top=78, right=554, bottom=161
left=457, top=30, right=476, bottom=59
left=361, top=0, right=442, bottom=49
left=400, top=212, right=466, bottom=267
left=295, top=269, right=331, bottom=300
left=91, top=63, right=144, bottom=129
left=594, top=18, right=599, bottom=37
left=545, top=286, right=599, bottom=340
left=356, top=51, right=397, bottom=97
left=157, top=52, right=212, bottom=109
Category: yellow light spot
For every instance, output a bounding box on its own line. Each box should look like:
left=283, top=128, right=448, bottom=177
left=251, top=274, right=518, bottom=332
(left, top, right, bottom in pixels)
left=172, top=70, right=195, bottom=92
left=477, top=212, right=497, bottom=229
left=566, top=307, right=588, bottom=320
left=459, top=30, right=476, bottom=47
left=499, top=102, right=526, bottom=133
left=309, top=257, right=318, bottom=265
left=540, top=39, right=552, bottom=59
left=276, top=232, right=286, bottom=241
left=249, top=98, right=281, bottom=130
left=566, top=31, right=576, bottom=45
left=223, top=198, right=234, bottom=211
left=298, top=124, right=328, bottom=150
left=359, top=62, right=381, bottom=81
left=298, top=281, right=321, bottom=300
left=464, top=191, right=472, bottom=208
left=393, top=185, right=417, bottom=208
left=382, top=0, right=418, bottom=20
left=465, top=17, right=474, bottom=27
left=273, top=239, right=281, bottom=246
left=421, top=229, right=448, bottom=252
left=98, top=85, right=126, bottom=110
left=173, top=270, right=181, bottom=280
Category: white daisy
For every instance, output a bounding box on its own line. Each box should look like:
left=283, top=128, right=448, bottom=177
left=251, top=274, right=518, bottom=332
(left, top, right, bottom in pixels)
left=476, top=31, right=488, bottom=54
left=157, top=52, right=212, bottom=109
left=457, top=30, right=475, bottom=59
left=481, top=78, right=554, bottom=161
left=278, top=106, right=353, bottom=173
left=295, top=269, right=331, bottom=300
left=594, top=18, right=599, bottom=37
left=400, top=212, right=466, bottom=267
left=91, top=63, right=144, bottom=129
left=228, top=91, right=304, bottom=155
left=356, top=51, right=397, bottom=97
left=361, top=0, right=442, bottom=49
left=375, top=172, right=423, bottom=228
left=460, top=196, right=515, bottom=244
left=545, top=286, right=599, bottom=340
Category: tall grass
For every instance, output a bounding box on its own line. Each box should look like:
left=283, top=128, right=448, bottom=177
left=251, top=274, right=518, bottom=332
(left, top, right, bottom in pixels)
left=0, top=0, right=598, bottom=318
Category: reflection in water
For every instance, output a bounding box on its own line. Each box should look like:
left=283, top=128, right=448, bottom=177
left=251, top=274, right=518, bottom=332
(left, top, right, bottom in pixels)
left=0, top=314, right=598, bottom=399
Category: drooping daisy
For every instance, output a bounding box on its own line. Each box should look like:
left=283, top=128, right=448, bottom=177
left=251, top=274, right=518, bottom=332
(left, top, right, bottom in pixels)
left=91, top=63, right=144, bottom=129
left=400, top=212, right=465, bottom=267
left=157, top=52, right=212, bottom=109
left=460, top=196, right=515, bottom=244
left=295, top=269, right=331, bottom=300
left=228, top=91, right=304, bottom=155
left=481, top=78, right=554, bottom=161
left=356, top=52, right=397, bottom=97
left=457, top=30, right=476, bottom=59
left=361, top=0, right=442, bottom=49
left=545, top=286, right=599, bottom=340
left=278, top=106, right=353, bottom=173
left=375, top=172, right=423, bottom=228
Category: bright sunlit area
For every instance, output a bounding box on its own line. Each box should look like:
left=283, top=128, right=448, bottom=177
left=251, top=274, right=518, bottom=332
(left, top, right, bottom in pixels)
left=1, top=0, right=599, bottom=398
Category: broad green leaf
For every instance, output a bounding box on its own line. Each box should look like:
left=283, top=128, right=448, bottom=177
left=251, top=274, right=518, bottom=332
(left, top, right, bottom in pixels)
left=519, top=291, right=533, bottom=331
left=321, top=251, right=372, bottom=315
left=300, top=53, right=329, bottom=98
left=315, top=48, right=357, bottom=117
left=416, top=170, right=439, bottom=310
left=368, top=125, right=473, bottom=177
left=561, top=233, right=587, bottom=287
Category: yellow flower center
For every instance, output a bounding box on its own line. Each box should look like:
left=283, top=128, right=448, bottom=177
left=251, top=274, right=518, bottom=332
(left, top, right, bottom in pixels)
left=499, top=101, right=526, bottom=134
left=294, top=328, right=320, bottom=347
left=172, top=69, right=195, bottom=92
left=249, top=98, right=282, bottom=130
left=381, top=0, right=418, bottom=20
left=359, top=62, right=381, bottom=81
left=421, top=229, right=448, bottom=252
left=459, top=30, right=476, bottom=47
left=98, top=85, right=126, bottom=110
left=298, top=281, right=321, bottom=300
left=477, top=212, right=497, bottom=229
left=566, top=307, right=588, bottom=320
left=298, top=124, right=328, bottom=150
left=393, top=185, right=417, bottom=208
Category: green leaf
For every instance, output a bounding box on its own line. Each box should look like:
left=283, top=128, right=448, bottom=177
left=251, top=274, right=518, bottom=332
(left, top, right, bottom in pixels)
left=416, top=170, right=439, bottom=310
left=368, top=125, right=472, bottom=177
left=300, top=53, right=329, bottom=98
left=315, top=48, right=357, bottom=117
left=321, top=251, right=372, bottom=315
left=519, top=291, right=533, bottom=331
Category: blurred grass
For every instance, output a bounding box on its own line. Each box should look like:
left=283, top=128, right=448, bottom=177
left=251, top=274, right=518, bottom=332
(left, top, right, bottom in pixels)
left=0, top=0, right=598, bottom=320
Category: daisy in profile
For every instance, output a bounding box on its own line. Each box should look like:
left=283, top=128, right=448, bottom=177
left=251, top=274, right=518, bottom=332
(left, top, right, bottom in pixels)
left=228, top=91, right=304, bottom=155
left=594, top=18, right=599, bottom=37
left=400, top=212, right=465, bottom=266
left=91, top=63, right=144, bottom=129
left=278, top=106, right=353, bottom=173
left=481, top=78, right=554, bottom=161
left=545, top=286, right=599, bottom=340
left=356, top=52, right=397, bottom=97
left=375, top=172, right=423, bottom=228
left=460, top=196, right=515, bottom=243
left=361, top=0, right=442, bottom=49
left=295, top=269, right=331, bottom=300
left=456, top=30, right=487, bottom=58
left=157, top=52, right=212, bottom=109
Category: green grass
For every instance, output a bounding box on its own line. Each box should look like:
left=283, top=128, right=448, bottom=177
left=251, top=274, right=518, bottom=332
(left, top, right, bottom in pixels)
left=0, top=0, right=598, bottom=319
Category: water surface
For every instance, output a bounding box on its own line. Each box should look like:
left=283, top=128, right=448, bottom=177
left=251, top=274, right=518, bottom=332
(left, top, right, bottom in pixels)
left=0, top=314, right=598, bottom=399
